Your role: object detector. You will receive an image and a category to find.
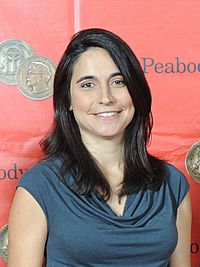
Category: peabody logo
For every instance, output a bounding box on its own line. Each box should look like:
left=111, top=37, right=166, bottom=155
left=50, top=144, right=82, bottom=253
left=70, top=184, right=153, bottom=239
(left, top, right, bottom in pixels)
left=141, top=57, right=200, bottom=74
left=0, top=163, right=27, bottom=180
left=0, top=39, right=56, bottom=100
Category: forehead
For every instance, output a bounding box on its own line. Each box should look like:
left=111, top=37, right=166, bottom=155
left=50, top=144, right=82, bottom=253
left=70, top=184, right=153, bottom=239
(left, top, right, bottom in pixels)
left=77, top=47, right=110, bottom=60
left=72, top=47, right=119, bottom=77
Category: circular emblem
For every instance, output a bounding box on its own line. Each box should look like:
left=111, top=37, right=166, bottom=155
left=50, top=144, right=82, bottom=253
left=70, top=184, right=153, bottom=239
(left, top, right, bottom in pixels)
left=0, top=39, right=35, bottom=85
left=16, top=55, right=56, bottom=100
left=185, top=141, right=200, bottom=183
left=0, top=224, right=8, bottom=263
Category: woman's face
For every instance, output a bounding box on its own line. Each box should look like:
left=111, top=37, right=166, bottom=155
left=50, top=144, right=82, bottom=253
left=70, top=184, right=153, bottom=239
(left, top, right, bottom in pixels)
left=70, top=47, right=135, bottom=142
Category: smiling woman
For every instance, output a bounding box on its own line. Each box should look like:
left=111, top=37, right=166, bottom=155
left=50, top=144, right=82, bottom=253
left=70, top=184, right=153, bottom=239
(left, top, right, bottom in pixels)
left=70, top=47, right=135, bottom=140
left=8, top=28, right=191, bottom=267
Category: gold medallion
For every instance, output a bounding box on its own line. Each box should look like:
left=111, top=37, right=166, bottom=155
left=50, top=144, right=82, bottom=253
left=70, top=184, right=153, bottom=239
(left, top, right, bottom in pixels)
left=185, top=141, right=200, bottom=183
left=16, top=55, right=56, bottom=100
left=0, top=39, right=35, bottom=85
left=0, top=224, right=8, bottom=262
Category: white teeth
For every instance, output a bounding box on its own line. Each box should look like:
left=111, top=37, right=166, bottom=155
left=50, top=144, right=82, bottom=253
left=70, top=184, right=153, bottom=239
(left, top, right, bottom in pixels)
left=96, top=112, right=118, bottom=117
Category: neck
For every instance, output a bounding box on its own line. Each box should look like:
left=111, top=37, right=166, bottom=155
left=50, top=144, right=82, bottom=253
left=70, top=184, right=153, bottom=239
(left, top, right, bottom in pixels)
left=81, top=133, right=124, bottom=190
left=82, top=134, right=123, bottom=163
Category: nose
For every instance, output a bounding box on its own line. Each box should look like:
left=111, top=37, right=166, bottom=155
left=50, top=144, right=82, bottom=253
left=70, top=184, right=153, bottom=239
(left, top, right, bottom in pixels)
left=97, top=85, right=115, bottom=105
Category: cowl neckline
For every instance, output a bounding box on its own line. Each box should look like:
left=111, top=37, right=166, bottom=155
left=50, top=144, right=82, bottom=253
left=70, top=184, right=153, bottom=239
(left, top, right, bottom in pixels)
left=82, top=186, right=166, bottom=228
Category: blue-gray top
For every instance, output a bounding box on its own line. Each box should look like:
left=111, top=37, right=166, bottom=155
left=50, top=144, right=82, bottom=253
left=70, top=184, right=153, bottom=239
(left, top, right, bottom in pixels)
left=17, top=158, right=189, bottom=267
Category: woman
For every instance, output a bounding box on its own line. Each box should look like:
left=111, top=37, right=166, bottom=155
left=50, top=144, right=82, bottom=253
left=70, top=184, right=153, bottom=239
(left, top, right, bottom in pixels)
left=8, top=28, right=191, bottom=266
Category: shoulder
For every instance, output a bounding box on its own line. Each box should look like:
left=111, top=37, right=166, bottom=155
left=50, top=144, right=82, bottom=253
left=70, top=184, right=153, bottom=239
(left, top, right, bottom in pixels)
left=17, top=157, right=66, bottom=215
left=18, top=157, right=62, bottom=186
left=164, top=163, right=190, bottom=207
left=165, top=163, right=189, bottom=186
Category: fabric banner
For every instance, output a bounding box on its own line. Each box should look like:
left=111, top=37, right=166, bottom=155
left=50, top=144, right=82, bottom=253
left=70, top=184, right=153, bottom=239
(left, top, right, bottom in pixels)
left=76, top=1, right=200, bottom=265
left=0, top=1, right=199, bottom=266
left=0, top=1, right=73, bottom=265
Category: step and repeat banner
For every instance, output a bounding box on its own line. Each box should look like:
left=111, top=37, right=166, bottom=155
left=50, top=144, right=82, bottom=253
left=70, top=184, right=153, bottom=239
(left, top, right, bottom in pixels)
left=0, top=1, right=199, bottom=266
left=0, top=1, right=74, bottom=265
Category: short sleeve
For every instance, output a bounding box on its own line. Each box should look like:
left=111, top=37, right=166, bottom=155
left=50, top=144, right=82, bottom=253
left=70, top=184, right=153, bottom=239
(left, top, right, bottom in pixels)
left=17, top=162, right=52, bottom=218
left=166, top=164, right=190, bottom=207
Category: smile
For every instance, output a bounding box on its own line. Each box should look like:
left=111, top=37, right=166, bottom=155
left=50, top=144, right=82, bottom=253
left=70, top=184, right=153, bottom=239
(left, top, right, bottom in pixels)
left=96, top=111, right=120, bottom=117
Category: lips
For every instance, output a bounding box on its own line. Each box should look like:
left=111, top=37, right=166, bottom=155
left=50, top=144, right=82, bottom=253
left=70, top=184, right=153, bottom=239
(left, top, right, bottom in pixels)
left=96, top=111, right=118, bottom=117
left=94, top=110, right=123, bottom=118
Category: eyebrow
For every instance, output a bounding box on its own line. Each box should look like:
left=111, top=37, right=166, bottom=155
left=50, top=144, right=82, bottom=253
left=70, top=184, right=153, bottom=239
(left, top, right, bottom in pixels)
left=76, top=72, right=122, bottom=84
left=76, top=75, right=97, bottom=84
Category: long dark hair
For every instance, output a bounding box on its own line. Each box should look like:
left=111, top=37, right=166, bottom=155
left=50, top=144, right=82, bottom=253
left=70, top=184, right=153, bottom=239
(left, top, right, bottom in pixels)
left=41, top=28, right=166, bottom=200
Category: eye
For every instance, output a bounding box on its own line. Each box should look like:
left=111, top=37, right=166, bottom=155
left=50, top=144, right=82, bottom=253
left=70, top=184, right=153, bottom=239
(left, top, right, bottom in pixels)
left=81, top=82, right=95, bottom=89
left=111, top=79, right=125, bottom=87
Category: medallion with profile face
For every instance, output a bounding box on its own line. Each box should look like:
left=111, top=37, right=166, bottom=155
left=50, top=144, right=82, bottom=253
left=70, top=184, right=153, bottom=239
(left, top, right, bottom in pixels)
left=16, top=55, right=56, bottom=100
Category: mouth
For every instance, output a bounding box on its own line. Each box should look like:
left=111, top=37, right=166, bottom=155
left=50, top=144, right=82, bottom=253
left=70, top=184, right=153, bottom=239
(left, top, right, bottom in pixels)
left=95, top=110, right=122, bottom=118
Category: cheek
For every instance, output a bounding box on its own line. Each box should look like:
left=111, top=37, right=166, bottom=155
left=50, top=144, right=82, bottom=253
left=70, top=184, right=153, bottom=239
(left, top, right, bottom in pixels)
left=118, top=88, right=133, bottom=105
left=125, top=96, right=135, bottom=120
left=124, top=94, right=134, bottom=111
left=70, top=93, right=89, bottom=114
left=130, top=107, right=135, bottom=120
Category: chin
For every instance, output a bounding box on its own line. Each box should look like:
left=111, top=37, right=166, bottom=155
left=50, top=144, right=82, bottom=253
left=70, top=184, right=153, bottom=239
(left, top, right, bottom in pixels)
left=95, top=131, right=123, bottom=140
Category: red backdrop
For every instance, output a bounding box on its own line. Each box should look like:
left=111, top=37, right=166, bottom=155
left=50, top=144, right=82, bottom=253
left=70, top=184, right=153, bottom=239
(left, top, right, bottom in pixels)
left=0, top=1, right=199, bottom=266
